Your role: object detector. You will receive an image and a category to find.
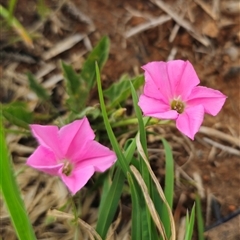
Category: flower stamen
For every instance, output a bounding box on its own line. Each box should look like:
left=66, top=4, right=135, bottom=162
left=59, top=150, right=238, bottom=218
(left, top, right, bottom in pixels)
left=171, top=99, right=185, bottom=114
left=62, top=161, right=73, bottom=176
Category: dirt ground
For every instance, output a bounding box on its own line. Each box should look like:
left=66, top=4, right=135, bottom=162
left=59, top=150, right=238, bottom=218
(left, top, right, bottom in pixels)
left=1, top=0, right=240, bottom=239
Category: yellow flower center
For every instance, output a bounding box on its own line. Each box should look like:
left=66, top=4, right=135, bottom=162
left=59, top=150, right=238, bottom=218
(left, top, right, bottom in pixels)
left=171, top=99, right=185, bottom=114
left=62, top=160, right=73, bottom=176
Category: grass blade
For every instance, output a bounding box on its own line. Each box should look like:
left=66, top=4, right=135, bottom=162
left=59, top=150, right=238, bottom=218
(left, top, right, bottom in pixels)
left=95, top=61, right=129, bottom=238
left=0, top=4, right=33, bottom=48
left=184, top=204, right=195, bottom=240
left=161, top=138, right=175, bottom=238
left=127, top=172, right=142, bottom=240
left=130, top=165, right=167, bottom=239
left=136, top=134, right=176, bottom=240
left=95, top=135, right=138, bottom=238
left=130, top=81, right=158, bottom=239
left=95, top=62, right=129, bottom=174
left=96, top=167, right=125, bottom=238
left=8, top=0, right=17, bottom=18
left=196, top=195, right=204, bottom=240
left=0, top=120, right=36, bottom=239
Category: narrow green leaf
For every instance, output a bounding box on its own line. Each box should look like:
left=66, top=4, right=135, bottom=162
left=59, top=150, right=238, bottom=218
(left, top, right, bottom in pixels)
left=136, top=134, right=176, bottom=240
left=96, top=167, right=125, bottom=238
left=104, top=75, right=144, bottom=107
left=8, top=0, right=17, bottom=18
left=2, top=102, right=33, bottom=129
left=96, top=118, right=149, bottom=238
left=95, top=61, right=130, bottom=238
left=130, top=81, right=156, bottom=239
left=95, top=66, right=151, bottom=238
left=27, top=72, right=50, bottom=100
left=95, top=62, right=129, bottom=174
left=196, top=195, right=204, bottom=240
left=130, top=165, right=168, bottom=240
left=0, top=121, right=36, bottom=239
left=128, top=172, right=142, bottom=240
left=184, top=204, right=196, bottom=240
left=80, top=36, right=110, bottom=90
left=161, top=138, right=175, bottom=238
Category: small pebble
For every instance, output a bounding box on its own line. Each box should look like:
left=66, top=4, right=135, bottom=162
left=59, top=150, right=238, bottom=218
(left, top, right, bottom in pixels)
left=203, top=175, right=210, bottom=182
left=228, top=204, right=236, bottom=212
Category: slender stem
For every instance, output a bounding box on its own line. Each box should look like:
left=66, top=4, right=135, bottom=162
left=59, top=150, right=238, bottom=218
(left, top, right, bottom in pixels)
left=96, top=117, right=170, bottom=130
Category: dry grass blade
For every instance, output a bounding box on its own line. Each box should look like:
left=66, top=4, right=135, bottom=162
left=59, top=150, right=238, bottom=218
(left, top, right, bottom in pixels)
left=177, top=217, right=186, bottom=240
left=203, top=137, right=240, bottom=156
left=150, top=0, right=210, bottom=46
left=35, top=63, right=56, bottom=80
left=42, top=34, right=85, bottom=60
left=167, top=47, right=178, bottom=60
left=106, top=204, right=123, bottom=240
left=42, top=74, right=63, bottom=89
left=47, top=209, right=102, bottom=240
left=221, top=1, right=240, bottom=14
left=136, top=134, right=176, bottom=240
left=130, top=165, right=167, bottom=240
left=0, top=51, right=36, bottom=64
left=125, top=15, right=171, bottom=38
left=194, top=0, right=218, bottom=20
left=192, top=172, right=205, bottom=199
left=64, top=1, right=95, bottom=28
left=199, top=126, right=240, bottom=148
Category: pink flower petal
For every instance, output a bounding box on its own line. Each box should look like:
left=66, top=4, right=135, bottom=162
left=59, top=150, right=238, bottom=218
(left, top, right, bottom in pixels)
left=142, top=61, right=174, bottom=101
left=176, top=105, right=204, bottom=140
left=168, top=60, right=200, bottom=100
left=59, top=118, right=95, bottom=160
left=138, top=95, right=178, bottom=119
left=76, top=141, right=117, bottom=172
left=142, top=70, right=168, bottom=103
left=187, top=86, right=227, bottom=116
left=60, top=166, right=95, bottom=195
left=30, top=124, right=63, bottom=159
left=27, top=146, right=63, bottom=175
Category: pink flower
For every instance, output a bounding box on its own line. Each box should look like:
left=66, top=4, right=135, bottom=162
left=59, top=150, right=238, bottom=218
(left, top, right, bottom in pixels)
left=27, top=117, right=117, bottom=195
left=138, top=60, right=227, bottom=139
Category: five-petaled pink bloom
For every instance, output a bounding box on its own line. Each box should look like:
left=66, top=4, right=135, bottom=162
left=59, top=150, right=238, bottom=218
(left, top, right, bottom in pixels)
left=27, top=117, right=117, bottom=195
left=138, top=60, right=227, bottom=139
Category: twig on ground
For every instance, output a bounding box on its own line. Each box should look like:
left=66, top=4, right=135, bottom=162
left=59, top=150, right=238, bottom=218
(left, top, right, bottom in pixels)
left=48, top=209, right=102, bottom=240
left=42, top=34, right=85, bottom=60
left=150, top=0, right=210, bottom=46
left=167, top=47, right=178, bottom=60
left=212, top=0, right=220, bottom=20
left=203, top=137, right=240, bottom=156
left=199, top=126, right=240, bottom=148
left=125, top=15, right=171, bottom=38
left=193, top=172, right=205, bottom=199
left=169, top=8, right=187, bottom=42
left=35, top=63, right=56, bottom=80
left=194, top=0, right=218, bottom=20
left=124, top=5, right=154, bottom=20
left=206, top=189, right=212, bottom=226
